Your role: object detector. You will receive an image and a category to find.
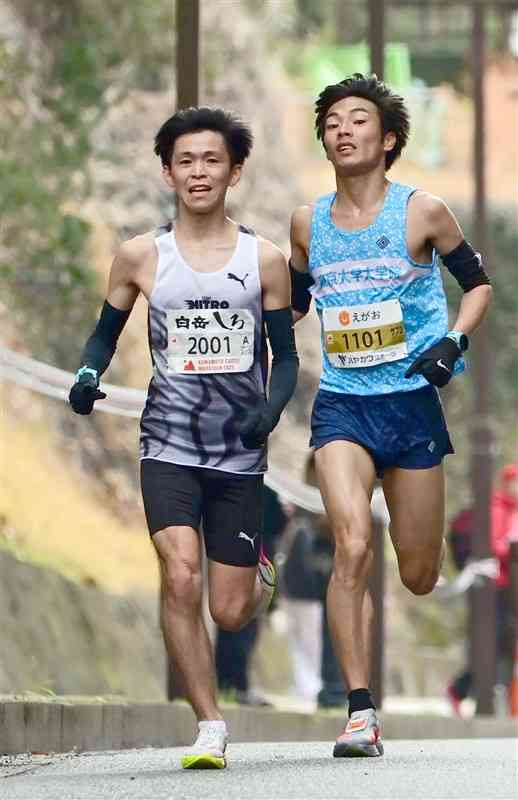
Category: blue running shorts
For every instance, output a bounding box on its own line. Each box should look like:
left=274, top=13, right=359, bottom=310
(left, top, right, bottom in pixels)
left=310, top=385, right=454, bottom=477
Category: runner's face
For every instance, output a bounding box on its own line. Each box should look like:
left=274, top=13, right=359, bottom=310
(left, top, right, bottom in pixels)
left=163, top=130, right=241, bottom=213
left=323, top=96, right=395, bottom=176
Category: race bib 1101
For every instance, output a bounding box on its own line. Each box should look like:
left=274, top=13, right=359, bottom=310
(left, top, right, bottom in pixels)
left=323, top=299, right=407, bottom=368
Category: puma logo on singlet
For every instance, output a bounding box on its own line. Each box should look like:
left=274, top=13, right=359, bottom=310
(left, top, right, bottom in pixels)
left=227, top=272, right=249, bottom=290
left=238, top=530, right=257, bottom=550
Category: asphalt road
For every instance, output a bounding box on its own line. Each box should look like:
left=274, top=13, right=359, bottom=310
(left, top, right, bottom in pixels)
left=1, top=739, right=516, bottom=799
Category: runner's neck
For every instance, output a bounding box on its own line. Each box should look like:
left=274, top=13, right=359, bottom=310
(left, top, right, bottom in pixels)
left=173, top=217, right=240, bottom=274
left=332, top=175, right=390, bottom=231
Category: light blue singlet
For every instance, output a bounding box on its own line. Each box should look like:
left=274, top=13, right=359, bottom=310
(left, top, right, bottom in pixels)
left=308, top=181, right=464, bottom=396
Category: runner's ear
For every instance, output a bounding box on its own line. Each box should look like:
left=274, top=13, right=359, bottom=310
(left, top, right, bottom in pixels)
left=162, top=165, right=175, bottom=190
left=228, top=163, right=243, bottom=188
left=383, top=131, right=396, bottom=154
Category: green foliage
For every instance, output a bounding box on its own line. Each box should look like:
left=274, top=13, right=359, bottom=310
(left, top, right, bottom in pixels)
left=442, top=206, right=518, bottom=477
left=301, top=41, right=412, bottom=96
left=295, top=0, right=329, bottom=35
left=270, top=1, right=513, bottom=92
left=0, top=0, right=173, bottom=366
left=0, top=36, right=96, bottom=365
left=410, top=50, right=466, bottom=90
left=485, top=212, right=518, bottom=424
left=451, top=207, right=518, bottom=412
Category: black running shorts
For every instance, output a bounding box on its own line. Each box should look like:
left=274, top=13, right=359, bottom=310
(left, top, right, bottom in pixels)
left=140, top=458, right=263, bottom=567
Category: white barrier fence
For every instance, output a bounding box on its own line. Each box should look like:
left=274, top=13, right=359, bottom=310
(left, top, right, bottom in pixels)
left=3, top=343, right=494, bottom=595
left=0, top=344, right=329, bottom=514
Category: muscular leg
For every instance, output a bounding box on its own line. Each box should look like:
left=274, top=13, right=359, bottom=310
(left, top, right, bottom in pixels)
left=315, top=441, right=377, bottom=692
left=153, top=525, right=222, bottom=722
left=203, top=471, right=272, bottom=631
left=382, top=464, right=446, bottom=595
left=208, top=560, right=265, bottom=631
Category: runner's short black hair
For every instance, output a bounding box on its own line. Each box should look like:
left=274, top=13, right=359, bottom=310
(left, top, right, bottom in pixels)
left=315, top=73, right=410, bottom=170
left=154, top=106, right=253, bottom=168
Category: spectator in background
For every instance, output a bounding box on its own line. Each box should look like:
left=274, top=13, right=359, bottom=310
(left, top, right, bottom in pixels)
left=215, top=485, right=288, bottom=706
left=280, top=452, right=347, bottom=707
left=491, top=464, right=518, bottom=588
left=280, top=505, right=324, bottom=701
left=447, top=463, right=518, bottom=715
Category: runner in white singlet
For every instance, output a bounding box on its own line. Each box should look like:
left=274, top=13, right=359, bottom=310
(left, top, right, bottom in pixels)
left=69, top=107, right=299, bottom=769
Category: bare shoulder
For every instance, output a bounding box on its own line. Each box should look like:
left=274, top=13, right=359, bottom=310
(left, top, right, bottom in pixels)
left=257, top=236, right=287, bottom=270
left=290, top=204, right=314, bottom=271
left=290, top=203, right=314, bottom=238
left=409, top=190, right=463, bottom=252
left=107, top=230, right=158, bottom=304
left=409, top=190, right=454, bottom=225
left=257, top=236, right=290, bottom=305
left=116, top=231, right=157, bottom=268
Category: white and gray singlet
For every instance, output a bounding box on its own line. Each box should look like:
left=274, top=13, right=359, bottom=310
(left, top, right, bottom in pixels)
left=140, top=224, right=268, bottom=474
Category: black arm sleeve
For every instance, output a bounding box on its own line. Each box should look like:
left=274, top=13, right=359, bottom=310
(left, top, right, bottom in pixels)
left=441, top=240, right=491, bottom=293
left=79, top=300, right=131, bottom=377
left=289, top=261, right=314, bottom=314
left=264, top=307, right=299, bottom=426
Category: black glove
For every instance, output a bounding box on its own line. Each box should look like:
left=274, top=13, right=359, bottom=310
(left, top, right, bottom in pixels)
left=237, top=404, right=275, bottom=450
left=405, top=336, right=461, bottom=388
left=69, top=370, right=106, bottom=415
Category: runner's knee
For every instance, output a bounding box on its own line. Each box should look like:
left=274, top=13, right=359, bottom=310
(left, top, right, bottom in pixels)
left=333, top=535, right=372, bottom=586
left=210, top=598, right=251, bottom=632
left=397, top=537, right=444, bottom=595
left=399, top=562, right=439, bottom=595
left=332, top=504, right=371, bottom=546
left=161, top=558, right=203, bottom=608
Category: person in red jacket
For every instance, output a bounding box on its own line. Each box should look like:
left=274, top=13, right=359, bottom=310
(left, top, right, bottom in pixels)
left=491, top=464, right=518, bottom=588
left=446, top=463, right=518, bottom=715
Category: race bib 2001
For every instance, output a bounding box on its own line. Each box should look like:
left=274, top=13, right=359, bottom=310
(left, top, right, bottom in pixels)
left=167, top=308, right=255, bottom=374
left=323, top=299, right=407, bottom=369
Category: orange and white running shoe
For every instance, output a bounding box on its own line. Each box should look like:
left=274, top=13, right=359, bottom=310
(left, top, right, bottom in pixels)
left=333, top=709, right=384, bottom=758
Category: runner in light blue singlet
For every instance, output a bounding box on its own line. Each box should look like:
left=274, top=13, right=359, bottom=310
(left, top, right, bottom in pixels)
left=308, top=181, right=464, bottom=397
left=289, top=73, right=492, bottom=760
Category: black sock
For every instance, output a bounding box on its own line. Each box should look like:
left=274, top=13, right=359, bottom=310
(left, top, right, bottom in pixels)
left=348, top=688, right=375, bottom=716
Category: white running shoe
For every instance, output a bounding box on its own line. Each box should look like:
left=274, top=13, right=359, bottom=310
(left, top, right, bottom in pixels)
left=181, top=720, right=229, bottom=769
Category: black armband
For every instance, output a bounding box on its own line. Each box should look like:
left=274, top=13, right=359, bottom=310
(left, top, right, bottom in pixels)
left=289, top=260, right=314, bottom=314
left=441, top=240, right=491, bottom=293
left=79, top=300, right=131, bottom=378
left=263, top=307, right=299, bottom=426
